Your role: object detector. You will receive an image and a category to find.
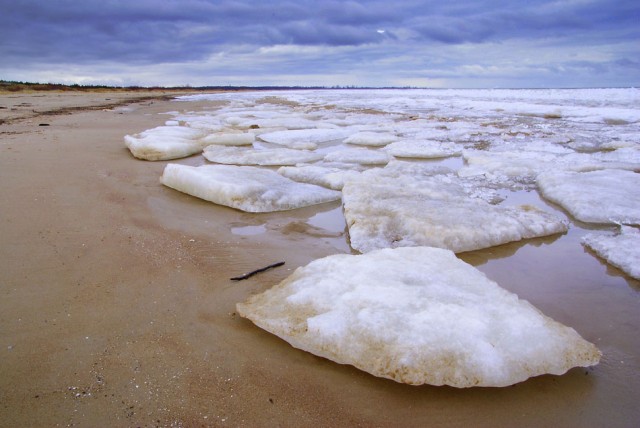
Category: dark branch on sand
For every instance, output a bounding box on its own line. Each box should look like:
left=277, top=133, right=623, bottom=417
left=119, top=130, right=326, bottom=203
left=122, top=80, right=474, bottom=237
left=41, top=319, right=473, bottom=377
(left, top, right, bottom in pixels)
left=230, top=261, right=285, bottom=281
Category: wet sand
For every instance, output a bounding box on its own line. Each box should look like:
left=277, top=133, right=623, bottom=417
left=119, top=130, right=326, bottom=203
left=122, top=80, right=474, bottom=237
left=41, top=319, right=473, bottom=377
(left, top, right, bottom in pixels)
left=1, top=92, right=638, bottom=427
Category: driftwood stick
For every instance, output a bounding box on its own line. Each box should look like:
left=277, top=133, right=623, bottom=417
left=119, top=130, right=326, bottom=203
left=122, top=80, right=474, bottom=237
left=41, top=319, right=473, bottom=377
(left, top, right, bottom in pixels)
left=230, top=261, right=285, bottom=281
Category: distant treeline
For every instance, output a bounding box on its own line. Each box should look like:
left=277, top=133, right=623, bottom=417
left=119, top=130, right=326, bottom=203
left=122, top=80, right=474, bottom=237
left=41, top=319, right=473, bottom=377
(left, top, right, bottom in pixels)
left=0, top=80, right=416, bottom=92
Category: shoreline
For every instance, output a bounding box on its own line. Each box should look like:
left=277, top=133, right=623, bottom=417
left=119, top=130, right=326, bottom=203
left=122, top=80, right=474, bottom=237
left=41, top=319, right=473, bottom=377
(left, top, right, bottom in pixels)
left=1, top=91, right=638, bottom=427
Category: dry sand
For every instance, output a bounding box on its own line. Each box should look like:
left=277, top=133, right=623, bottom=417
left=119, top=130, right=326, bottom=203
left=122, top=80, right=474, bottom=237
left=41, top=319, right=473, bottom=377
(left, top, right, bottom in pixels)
left=1, top=91, right=639, bottom=427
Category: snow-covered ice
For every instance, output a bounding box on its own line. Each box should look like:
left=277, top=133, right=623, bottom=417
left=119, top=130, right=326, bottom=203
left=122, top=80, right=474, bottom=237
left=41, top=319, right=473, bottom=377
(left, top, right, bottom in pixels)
left=384, top=139, right=462, bottom=158
left=201, top=132, right=255, bottom=146
left=160, top=164, right=340, bottom=212
left=203, top=145, right=324, bottom=166
left=582, top=226, right=640, bottom=279
left=324, top=148, right=391, bottom=165
left=537, top=170, right=640, bottom=224
left=343, top=166, right=567, bottom=253
left=277, top=165, right=363, bottom=190
left=344, top=131, right=398, bottom=146
left=237, top=246, right=600, bottom=387
left=124, top=126, right=206, bottom=160
left=258, top=129, right=352, bottom=150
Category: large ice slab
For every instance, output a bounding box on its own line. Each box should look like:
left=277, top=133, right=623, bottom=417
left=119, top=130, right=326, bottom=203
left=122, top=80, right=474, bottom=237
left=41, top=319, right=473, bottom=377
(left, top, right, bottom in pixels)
left=384, top=139, right=462, bottom=158
left=203, top=145, right=324, bottom=166
left=237, top=246, right=600, bottom=387
left=124, top=126, right=206, bottom=161
left=324, top=148, right=391, bottom=165
left=344, top=131, right=398, bottom=146
left=160, top=164, right=340, bottom=212
left=537, top=170, right=640, bottom=224
left=343, top=167, right=567, bottom=253
left=202, top=132, right=255, bottom=146
left=277, top=165, right=362, bottom=190
left=258, top=129, right=351, bottom=150
left=582, top=226, right=640, bottom=279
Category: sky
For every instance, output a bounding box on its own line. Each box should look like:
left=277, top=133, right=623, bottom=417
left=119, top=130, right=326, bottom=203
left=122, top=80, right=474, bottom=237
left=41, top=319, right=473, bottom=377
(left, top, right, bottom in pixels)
left=1, top=0, right=639, bottom=88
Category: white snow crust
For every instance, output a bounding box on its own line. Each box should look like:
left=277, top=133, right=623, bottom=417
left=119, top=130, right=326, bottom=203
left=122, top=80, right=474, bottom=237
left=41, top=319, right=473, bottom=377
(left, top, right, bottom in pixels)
left=582, top=226, right=640, bottom=279
left=343, top=166, right=567, bottom=253
left=203, top=145, right=324, bottom=166
left=237, top=246, right=601, bottom=387
left=160, top=164, right=340, bottom=212
left=537, top=170, right=640, bottom=224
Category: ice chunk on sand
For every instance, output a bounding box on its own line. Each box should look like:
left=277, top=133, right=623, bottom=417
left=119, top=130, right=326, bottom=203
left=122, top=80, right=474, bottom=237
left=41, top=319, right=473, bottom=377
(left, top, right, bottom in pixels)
left=258, top=129, right=351, bottom=150
left=124, top=126, right=206, bottom=161
left=202, top=132, right=255, bottom=146
left=537, top=170, right=640, bottom=224
left=237, top=246, right=600, bottom=387
left=324, top=148, right=391, bottom=165
left=344, top=131, right=398, bottom=146
left=383, top=139, right=462, bottom=158
left=277, top=165, right=362, bottom=190
left=343, top=168, right=567, bottom=253
left=203, top=145, right=324, bottom=166
left=582, top=226, right=640, bottom=279
left=160, top=164, right=340, bottom=212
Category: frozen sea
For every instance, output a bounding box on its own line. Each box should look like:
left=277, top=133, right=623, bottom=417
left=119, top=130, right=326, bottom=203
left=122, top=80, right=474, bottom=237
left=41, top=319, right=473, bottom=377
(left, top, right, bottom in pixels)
left=126, top=88, right=639, bottom=400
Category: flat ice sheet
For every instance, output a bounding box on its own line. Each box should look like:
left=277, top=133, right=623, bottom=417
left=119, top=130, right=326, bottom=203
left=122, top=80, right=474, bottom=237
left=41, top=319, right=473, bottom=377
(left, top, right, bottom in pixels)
left=202, top=132, right=255, bottom=146
left=324, top=148, right=391, bottom=165
left=582, top=226, right=640, bottom=279
left=203, top=145, right=324, bottom=166
left=537, top=169, right=640, bottom=224
left=237, top=246, right=600, bottom=387
left=124, top=126, right=206, bottom=161
left=344, top=131, right=398, bottom=146
left=383, top=140, right=462, bottom=158
left=277, top=165, right=362, bottom=190
left=160, top=164, right=340, bottom=212
left=343, top=167, right=567, bottom=253
left=258, top=129, right=351, bottom=150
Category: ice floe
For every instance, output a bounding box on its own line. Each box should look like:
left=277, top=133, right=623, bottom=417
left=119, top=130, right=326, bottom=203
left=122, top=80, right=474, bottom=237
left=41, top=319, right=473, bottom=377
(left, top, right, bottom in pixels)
left=124, top=126, right=206, bottom=161
left=537, top=170, right=640, bottom=224
left=582, top=226, right=640, bottom=279
left=237, top=246, right=600, bottom=387
left=277, top=165, right=363, bottom=190
left=203, top=145, right=324, bottom=166
left=343, top=166, right=567, bottom=253
left=344, top=131, right=398, bottom=146
left=383, top=139, right=462, bottom=158
left=258, top=129, right=352, bottom=150
left=202, top=132, right=255, bottom=146
left=324, top=148, right=391, bottom=165
left=160, top=164, right=340, bottom=212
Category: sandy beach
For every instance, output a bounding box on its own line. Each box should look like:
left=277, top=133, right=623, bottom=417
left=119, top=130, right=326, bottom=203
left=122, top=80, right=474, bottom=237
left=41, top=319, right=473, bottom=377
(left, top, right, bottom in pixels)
left=1, top=91, right=639, bottom=427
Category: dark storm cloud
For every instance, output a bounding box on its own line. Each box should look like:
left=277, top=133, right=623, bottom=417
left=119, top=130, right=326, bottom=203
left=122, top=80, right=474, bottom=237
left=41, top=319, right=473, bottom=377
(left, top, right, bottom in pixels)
left=1, top=0, right=638, bottom=87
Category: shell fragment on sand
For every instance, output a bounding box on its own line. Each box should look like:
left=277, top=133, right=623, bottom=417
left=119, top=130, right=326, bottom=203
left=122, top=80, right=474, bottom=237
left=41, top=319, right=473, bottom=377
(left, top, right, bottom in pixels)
left=582, top=226, right=640, bottom=279
left=537, top=169, right=640, bottom=224
left=342, top=167, right=567, bottom=253
left=203, top=145, right=324, bottom=166
left=237, top=247, right=600, bottom=387
left=160, top=164, right=340, bottom=212
left=124, top=126, right=206, bottom=161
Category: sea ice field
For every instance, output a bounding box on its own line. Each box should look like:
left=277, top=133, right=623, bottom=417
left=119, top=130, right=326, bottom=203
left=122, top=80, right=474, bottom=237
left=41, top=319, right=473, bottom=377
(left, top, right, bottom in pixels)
left=126, top=88, right=639, bottom=387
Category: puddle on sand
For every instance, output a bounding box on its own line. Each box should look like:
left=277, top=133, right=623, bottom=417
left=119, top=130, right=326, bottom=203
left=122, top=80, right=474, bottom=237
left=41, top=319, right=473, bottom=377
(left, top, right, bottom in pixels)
left=231, top=224, right=267, bottom=236
left=307, top=206, right=346, bottom=234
